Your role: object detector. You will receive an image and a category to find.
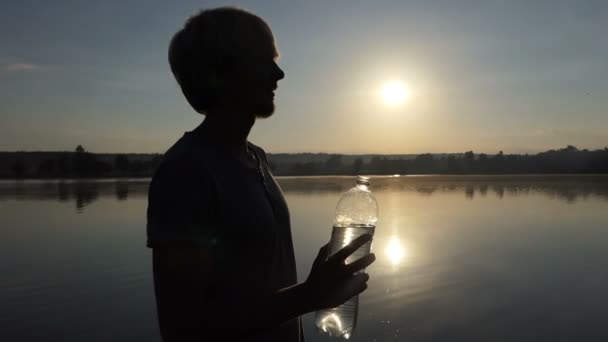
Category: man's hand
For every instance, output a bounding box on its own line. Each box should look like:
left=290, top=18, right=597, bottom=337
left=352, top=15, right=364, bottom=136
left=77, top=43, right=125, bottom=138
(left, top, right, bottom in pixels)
left=303, top=234, right=376, bottom=311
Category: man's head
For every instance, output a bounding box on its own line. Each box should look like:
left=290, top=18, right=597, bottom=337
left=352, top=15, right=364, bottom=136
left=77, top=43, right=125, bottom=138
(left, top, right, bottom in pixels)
left=169, top=7, right=284, bottom=118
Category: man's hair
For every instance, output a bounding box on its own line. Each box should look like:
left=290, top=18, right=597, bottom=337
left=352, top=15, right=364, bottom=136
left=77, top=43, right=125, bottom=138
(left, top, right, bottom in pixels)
left=168, top=7, right=277, bottom=115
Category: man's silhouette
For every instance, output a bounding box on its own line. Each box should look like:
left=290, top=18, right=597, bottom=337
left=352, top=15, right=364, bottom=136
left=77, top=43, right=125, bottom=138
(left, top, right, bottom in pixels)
left=147, top=7, right=375, bottom=342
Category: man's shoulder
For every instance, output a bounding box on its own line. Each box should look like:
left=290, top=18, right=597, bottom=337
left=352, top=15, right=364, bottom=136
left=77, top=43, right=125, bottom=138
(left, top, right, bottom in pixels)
left=162, top=132, right=205, bottom=162
left=151, top=133, right=212, bottom=186
left=248, top=141, right=269, bottom=163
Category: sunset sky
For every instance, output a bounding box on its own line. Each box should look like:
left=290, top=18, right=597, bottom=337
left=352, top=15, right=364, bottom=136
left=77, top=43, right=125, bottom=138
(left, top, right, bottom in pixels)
left=1, top=0, right=607, bottom=154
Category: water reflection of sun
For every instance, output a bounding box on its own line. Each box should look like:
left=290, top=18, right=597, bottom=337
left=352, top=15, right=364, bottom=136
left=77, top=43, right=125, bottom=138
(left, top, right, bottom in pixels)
left=385, top=235, right=407, bottom=265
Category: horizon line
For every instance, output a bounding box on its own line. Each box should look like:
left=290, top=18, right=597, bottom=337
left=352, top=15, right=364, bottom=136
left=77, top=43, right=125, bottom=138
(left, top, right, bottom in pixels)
left=1, top=145, right=607, bottom=156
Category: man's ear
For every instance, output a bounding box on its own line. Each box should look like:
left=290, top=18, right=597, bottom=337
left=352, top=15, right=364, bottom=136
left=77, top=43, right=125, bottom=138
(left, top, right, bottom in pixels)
left=207, top=69, right=229, bottom=91
left=206, top=71, right=222, bottom=88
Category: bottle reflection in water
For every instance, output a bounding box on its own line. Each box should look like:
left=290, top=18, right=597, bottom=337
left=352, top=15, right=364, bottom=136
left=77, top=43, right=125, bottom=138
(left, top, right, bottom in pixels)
left=316, top=176, right=378, bottom=339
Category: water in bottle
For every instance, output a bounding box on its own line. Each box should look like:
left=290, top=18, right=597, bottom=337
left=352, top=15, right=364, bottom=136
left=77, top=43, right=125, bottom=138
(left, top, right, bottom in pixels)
left=315, top=176, right=379, bottom=339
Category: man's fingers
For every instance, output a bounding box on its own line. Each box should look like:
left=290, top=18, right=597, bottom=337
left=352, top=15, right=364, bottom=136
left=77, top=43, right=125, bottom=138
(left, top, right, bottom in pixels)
left=327, top=273, right=371, bottom=308
left=343, top=253, right=376, bottom=275
left=331, top=234, right=372, bottom=263
left=343, top=273, right=370, bottom=297
left=318, top=242, right=330, bottom=257
left=354, top=272, right=370, bottom=283
left=312, top=242, right=330, bottom=269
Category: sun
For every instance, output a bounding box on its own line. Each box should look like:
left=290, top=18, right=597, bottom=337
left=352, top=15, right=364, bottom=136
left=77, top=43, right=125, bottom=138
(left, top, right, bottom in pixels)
left=380, top=80, right=410, bottom=107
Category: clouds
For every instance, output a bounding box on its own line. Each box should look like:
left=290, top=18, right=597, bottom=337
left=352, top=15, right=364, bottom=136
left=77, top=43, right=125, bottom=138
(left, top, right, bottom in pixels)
left=4, top=63, right=41, bottom=72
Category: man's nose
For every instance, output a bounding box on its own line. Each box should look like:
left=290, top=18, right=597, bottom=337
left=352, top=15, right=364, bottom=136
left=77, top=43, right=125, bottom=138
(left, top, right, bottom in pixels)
left=275, top=65, right=285, bottom=81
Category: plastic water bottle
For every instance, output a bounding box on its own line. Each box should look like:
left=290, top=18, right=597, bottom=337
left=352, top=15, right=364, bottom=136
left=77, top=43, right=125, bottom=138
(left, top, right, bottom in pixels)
left=315, top=176, right=379, bottom=339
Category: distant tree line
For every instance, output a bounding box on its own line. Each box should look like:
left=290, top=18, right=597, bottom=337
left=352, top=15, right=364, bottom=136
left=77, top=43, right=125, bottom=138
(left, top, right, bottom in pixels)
left=2, top=145, right=163, bottom=178
left=269, top=146, right=608, bottom=176
left=2, top=145, right=607, bottom=178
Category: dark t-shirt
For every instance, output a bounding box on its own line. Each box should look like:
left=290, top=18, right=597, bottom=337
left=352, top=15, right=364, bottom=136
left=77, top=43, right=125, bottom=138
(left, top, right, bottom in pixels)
left=147, top=130, right=302, bottom=342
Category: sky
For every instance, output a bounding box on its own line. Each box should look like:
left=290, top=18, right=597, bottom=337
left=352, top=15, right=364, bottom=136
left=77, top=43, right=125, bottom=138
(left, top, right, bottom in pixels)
left=1, top=0, right=607, bottom=154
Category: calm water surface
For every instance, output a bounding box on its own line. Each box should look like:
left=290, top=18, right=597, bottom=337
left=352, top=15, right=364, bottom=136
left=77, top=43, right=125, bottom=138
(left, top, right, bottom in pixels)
left=1, top=175, right=608, bottom=341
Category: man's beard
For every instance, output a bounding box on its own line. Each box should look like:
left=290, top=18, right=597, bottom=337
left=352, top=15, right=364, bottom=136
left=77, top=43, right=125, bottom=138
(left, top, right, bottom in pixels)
left=254, top=101, right=275, bottom=119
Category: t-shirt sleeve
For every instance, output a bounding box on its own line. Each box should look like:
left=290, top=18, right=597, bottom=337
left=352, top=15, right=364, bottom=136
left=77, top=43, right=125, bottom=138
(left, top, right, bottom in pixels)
left=146, top=160, right=216, bottom=248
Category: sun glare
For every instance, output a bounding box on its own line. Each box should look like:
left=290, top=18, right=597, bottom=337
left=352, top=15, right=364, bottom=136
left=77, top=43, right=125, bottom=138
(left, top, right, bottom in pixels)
left=385, top=235, right=407, bottom=265
left=380, top=80, right=410, bottom=107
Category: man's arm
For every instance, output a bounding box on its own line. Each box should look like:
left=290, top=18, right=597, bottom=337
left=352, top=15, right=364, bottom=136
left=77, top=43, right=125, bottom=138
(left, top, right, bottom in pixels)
left=153, top=234, right=375, bottom=342
left=153, top=245, right=309, bottom=342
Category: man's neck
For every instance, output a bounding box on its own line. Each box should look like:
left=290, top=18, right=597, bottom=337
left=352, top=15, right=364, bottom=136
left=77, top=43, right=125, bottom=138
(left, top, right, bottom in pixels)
left=194, top=109, right=256, bottom=155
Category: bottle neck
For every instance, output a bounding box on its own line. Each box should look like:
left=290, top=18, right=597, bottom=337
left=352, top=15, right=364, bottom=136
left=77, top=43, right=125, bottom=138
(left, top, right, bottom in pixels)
left=356, top=175, right=371, bottom=189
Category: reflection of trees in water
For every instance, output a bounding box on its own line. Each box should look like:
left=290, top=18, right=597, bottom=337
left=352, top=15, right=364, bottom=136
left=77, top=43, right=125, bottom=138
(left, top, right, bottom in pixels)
left=0, top=179, right=150, bottom=212
left=0, top=176, right=607, bottom=211
left=75, top=182, right=99, bottom=213
left=276, top=176, right=608, bottom=204
left=58, top=181, right=69, bottom=201
left=479, top=184, right=488, bottom=196
left=275, top=177, right=347, bottom=193
left=415, top=187, right=437, bottom=196
left=465, top=185, right=475, bottom=199
left=493, top=186, right=505, bottom=199
left=115, top=182, right=129, bottom=201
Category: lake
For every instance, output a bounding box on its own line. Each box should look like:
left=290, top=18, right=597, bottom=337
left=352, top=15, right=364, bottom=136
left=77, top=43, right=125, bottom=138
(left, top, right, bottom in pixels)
left=1, top=175, right=608, bottom=341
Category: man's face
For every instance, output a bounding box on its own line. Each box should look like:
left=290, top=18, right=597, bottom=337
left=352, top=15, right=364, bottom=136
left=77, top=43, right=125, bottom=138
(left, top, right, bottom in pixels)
left=224, top=32, right=285, bottom=118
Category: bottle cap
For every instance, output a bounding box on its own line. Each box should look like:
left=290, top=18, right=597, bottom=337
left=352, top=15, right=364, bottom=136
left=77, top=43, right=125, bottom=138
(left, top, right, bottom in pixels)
left=356, top=175, right=370, bottom=187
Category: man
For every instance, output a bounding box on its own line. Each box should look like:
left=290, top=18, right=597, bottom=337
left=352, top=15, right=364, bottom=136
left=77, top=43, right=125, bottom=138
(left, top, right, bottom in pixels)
left=147, top=7, right=375, bottom=342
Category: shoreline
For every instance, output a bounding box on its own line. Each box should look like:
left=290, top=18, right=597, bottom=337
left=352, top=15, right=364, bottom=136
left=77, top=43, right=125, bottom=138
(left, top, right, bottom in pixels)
left=2, top=173, right=608, bottom=182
